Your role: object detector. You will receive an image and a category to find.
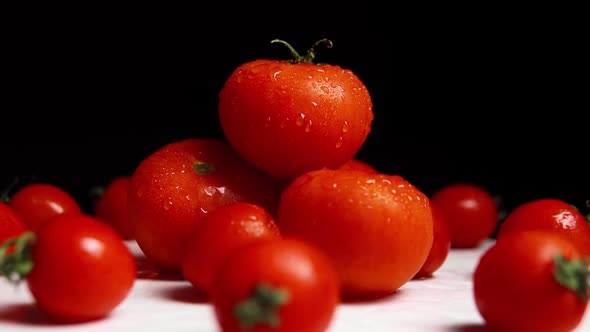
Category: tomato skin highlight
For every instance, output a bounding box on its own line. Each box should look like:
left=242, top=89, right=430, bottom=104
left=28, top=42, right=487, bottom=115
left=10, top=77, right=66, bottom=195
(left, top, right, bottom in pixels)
left=127, top=138, right=280, bottom=271
left=430, top=183, right=498, bottom=248
left=473, top=231, right=588, bottom=332
left=9, top=183, right=82, bottom=232
left=497, top=198, right=590, bottom=256
left=94, top=176, right=134, bottom=240
left=181, top=202, right=282, bottom=294
left=277, top=169, right=433, bottom=296
left=218, top=59, right=374, bottom=179
left=26, top=214, right=136, bottom=323
left=210, top=238, right=339, bottom=332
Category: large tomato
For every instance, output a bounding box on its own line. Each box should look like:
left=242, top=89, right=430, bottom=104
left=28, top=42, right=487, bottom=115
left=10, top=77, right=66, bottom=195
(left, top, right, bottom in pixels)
left=497, top=198, right=590, bottom=256
left=210, top=238, right=339, bottom=332
left=277, top=168, right=433, bottom=296
left=218, top=39, right=374, bottom=179
left=127, top=138, right=280, bottom=271
left=473, top=230, right=589, bottom=332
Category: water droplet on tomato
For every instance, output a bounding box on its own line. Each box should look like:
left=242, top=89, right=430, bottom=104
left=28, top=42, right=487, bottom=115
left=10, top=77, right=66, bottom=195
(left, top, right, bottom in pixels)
left=321, top=86, right=330, bottom=94
left=335, top=137, right=343, bottom=148
left=264, top=116, right=271, bottom=127
left=342, top=121, right=349, bottom=133
left=271, top=70, right=282, bottom=81
left=311, top=101, right=318, bottom=107
left=305, top=120, right=312, bottom=133
left=164, top=199, right=173, bottom=210
left=296, top=113, right=305, bottom=126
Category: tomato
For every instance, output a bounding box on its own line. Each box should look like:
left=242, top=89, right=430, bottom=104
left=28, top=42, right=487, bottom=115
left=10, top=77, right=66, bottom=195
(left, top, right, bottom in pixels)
left=94, top=176, right=134, bottom=240
left=8, top=183, right=82, bottom=232
left=277, top=168, right=433, bottom=296
left=218, top=39, right=374, bottom=179
left=430, top=183, right=498, bottom=248
left=497, top=198, right=590, bottom=256
left=127, top=138, right=280, bottom=271
left=335, top=158, right=377, bottom=173
left=0, top=202, right=29, bottom=245
left=210, top=238, right=339, bottom=332
left=181, top=202, right=282, bottom=294
left=0, top=213, right=136, bottom=323
left=473, top=230, right=589, bottom=332
left=414, top=202, right=451, bottom=278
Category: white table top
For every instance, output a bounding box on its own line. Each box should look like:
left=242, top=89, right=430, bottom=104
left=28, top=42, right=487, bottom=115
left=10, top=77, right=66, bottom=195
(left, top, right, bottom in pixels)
left=1, top=240, right=588, bottom=332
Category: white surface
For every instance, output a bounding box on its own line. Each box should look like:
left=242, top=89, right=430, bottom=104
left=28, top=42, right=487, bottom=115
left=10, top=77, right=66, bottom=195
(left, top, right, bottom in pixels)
left=1, top=240, right=589, bottom=332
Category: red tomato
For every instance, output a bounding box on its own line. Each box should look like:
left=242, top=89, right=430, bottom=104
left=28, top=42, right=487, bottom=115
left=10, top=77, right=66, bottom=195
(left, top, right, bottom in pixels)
left=430, top=183, right=498, bottom=248
left=218, top=39, right=374, bottom=179
left=497, top=198, right=590, bottom=256
left=473, top=230, right=589, bottom=332
left=127, top=138, right=280, bottom=271
left=181, top=202, right=282, bottom=294
left=335, top=158, right=377, bottom=173
left=8, top=183, right=82, bottom=232
left=94, top=176, right=134, bottom=240
left=277, top=169, right=433, bottom=296
left=22, top=214, right=136, bottom=322
left=414, top=202, right=451, bottom=278
left=210, top=238, right=339, bottom=332
left=0, top=202, right=29, bottom=245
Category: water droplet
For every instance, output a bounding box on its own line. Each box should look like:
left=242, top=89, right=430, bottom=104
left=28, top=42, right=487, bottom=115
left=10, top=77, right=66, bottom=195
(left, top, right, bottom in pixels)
left=305, top=120, right=312, bottom=132
left=272, top=70, right=282, bottom=80
left=280, top=118, right=289, bottom=128
left=342, top=121, right=349, bottom=133
left=296, top=113, right=305, bottom=126
left=321, top=86, right=330, bottom=94
left=366, top=179, right=376, bottom=184
left=200, top=207, right=208, bottom=214
left=185, top=195, right=191, bottom=201
left=203, top=187, right=217, bottom=197
left=311, top=101, right=318, bottom=107
left=391, top=189, right=397, bottom=194
left=335, top=136, right=343, bottom=148
left=164, top=199, right=173, bottom=210
left=264, top=116, right=271, bottom=127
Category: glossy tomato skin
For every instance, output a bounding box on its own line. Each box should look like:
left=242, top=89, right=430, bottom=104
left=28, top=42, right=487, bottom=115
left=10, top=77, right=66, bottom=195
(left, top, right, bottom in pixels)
left=94, top=176, right=134, bottom=240
left=218, top=59, right=374, bottom=179
left=210, top=238, right=339, bottom=332
left=27, top=213, right=136, bottom=323
left=181, top=202, right=282, bottom=294
left=277, top=169, right=433, bottom=296
left=335, top=158, right=377, bottom=173
left=127, top=138, right=280, bottom=271
left=0, top=202, right=29, bottom=244
left=9, top=183, right=82, bottom=232
left=473, top=231, right=587, bottom=332
left=414, top=202, right=451, bottom=278
left=430, top=183, right=498, bottom=248
left=497, top=198, right=590, bottom=256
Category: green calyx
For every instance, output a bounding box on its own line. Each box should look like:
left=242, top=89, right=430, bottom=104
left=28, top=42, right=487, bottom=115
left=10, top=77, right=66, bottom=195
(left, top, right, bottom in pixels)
left=234, top=283, right=290, bottom=329
left=554, top=254, right=590, bottom=301
left=271, top=38, right=333, bottom=64
left=0, top=231, right=36, bottom=283
left=193, top=161, right=215, bottom=175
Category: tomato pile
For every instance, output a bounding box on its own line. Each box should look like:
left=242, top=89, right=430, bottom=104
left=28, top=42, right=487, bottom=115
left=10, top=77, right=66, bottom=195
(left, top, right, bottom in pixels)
left=1, top=39, right=589, bottom=331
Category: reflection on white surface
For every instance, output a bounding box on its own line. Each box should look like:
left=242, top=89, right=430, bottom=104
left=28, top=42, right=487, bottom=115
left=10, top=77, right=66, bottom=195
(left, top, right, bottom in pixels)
left=0, top=240, right=588, bottom=332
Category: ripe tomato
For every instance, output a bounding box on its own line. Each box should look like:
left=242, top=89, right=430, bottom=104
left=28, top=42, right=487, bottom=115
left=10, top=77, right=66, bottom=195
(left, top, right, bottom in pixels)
left=0, top=202, right=29, bottom=245
left=414, top=202, right=451, bottom=278
left=181, top=202, right=282, bottom=294
left=8, top=183, right=82, bottom=232
left=210, top=238, right=339, bottom=332
left=473, top=230, right=589, bottom=332
left=335, top=158, right=377, bottom=173
left=0, top=213, right=136, bottom=323
left=218, top=39, right=374, bottom=179
left=277, top=168, right=433, bottom=296
left=430, top=183, right=498, bottom=248
left=127, top=138, right=280, bottom=271
left=497, top=198, right=590, bottom=256
left=94, top=176, right=134, bottom=240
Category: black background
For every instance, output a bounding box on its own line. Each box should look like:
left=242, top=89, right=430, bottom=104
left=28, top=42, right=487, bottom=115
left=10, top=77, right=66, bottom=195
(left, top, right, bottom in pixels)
left=2, top=6, right=587, bottom=216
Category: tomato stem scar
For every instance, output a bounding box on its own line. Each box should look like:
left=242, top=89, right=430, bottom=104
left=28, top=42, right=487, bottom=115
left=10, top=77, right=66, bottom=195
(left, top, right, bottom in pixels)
left=234, top=283, right=290, bottom=328
left=193, top=161, right=215, bottom=175
left=553, top=254, right=590, bottom=302
left=271, top=38, right=333, bottom=64
left=0, top=231, right=36, bottom=283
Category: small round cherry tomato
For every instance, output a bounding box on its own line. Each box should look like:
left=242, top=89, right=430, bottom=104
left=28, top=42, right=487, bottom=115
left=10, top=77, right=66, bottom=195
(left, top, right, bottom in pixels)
left=94, top=176, right=134, bottom=240
left=210, top=238, right=339, bottom=332
left=8, top=183, right=82, bottom=231
left=430, top=183, right=498, bottom=248
left=181, top=202, right=281, bottom=294
left=497, top=198, right=590, bottom=256
left=473, top=230, right=589, bottom=332
left=414, top=202, right=451, bottom=278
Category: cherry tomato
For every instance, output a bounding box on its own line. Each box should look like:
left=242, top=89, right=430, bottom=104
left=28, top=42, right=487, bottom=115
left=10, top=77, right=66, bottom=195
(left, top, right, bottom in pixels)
left=210, top=238, right=339, bottom=332
left=8, top=183, right=82, bottom=232
left=277, top=168, right=433, bottom=296
left=473, top=230, right=589, bottom=332
left=127, top=138, right=280, bottom=271
left=0, top=202, right=29, bottom=245
left=335, top=158, right=377, bottom=173
left=497, top=198, right=590, bottom=256
left=430, top=183, right=498, bottom=248
left=218, top=39, right=374, bottom=179
left=94, top=176, right=134, bottom=240
left=181, top=202, right=281, bottom=294
left=414, top=202, right=451, bottom=278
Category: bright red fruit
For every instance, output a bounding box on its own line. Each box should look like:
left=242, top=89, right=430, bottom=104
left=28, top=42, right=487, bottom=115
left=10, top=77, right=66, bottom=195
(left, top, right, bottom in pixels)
left=414, top=202, right=451, bottom=278
left=0, top=202, right=29, bottom=245
left=94, top=176, right=134, bottom=240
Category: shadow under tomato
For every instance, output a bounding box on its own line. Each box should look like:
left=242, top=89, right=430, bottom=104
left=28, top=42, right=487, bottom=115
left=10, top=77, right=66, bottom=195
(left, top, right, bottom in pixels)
left=445, top=322, right=489, bottom=332
left=156, top=284, right=209, bottom=304
left=134, top=255, right=184, bottom=281
left=340, top=289, right=402, bottom=304
left=0, top=303, right=58, bottom=326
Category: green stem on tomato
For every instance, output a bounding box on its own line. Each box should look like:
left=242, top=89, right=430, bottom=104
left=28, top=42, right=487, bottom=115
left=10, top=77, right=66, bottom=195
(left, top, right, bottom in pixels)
left=0, top=177, right=20, bottom=203
left=234, top=283, right=290, bottom=329
left=271, top=38, right=333, bottom=64
left=0, top=231, right=36, bottom=283
left=554, top=254, right=590, bottom=302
